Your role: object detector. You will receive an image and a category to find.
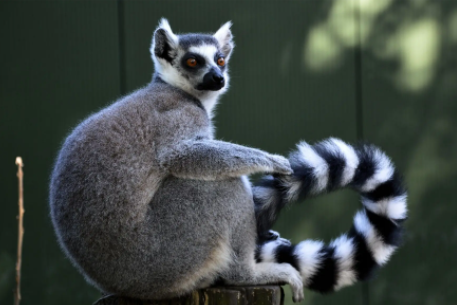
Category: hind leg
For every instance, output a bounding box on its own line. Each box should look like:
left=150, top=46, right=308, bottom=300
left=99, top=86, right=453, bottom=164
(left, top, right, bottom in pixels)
left=252, top=175, right=293, bottom=244
left=228, top=185, right=303, bottom=302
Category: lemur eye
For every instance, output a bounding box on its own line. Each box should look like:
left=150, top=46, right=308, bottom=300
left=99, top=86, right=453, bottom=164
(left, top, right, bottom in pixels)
left=187, top=58, right=197, bottom=67
left=217, top=57, right=225, bottom=67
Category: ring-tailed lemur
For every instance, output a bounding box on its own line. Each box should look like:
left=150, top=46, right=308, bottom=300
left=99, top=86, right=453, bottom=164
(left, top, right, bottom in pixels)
left=49, top=19, right=407, bottom=303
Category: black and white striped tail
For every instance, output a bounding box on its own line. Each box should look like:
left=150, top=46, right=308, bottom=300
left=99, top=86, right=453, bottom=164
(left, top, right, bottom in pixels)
left=254, top=138, right=407, bottom=292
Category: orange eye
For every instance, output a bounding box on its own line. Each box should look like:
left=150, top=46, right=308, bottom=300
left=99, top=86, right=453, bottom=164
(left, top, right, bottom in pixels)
left=187, top=58, right=197, bottom=67
left=217, top=57, right=225, bottom=67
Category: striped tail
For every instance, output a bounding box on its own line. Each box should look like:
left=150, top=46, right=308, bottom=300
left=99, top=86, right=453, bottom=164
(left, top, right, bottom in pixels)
left=254, top=138, right=407, bottom=292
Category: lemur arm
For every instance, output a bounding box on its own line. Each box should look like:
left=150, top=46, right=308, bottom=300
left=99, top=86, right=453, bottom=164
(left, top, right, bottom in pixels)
left=159, top=140, right=292, bottom=180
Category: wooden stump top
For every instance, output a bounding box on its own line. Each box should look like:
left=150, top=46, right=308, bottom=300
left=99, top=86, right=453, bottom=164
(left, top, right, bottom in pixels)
left=94, top=286, right=284, bottom=305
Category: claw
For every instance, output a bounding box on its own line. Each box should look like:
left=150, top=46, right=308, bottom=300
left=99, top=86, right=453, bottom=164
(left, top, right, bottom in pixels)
left=292, top=293, right=304, bottom=303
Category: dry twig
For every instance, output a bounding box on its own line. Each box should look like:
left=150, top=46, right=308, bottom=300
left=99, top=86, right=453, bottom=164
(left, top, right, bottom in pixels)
left=15, top=157, right=24, bottom=305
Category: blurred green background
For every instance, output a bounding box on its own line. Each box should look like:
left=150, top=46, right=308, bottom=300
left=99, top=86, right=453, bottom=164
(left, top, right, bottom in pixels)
left=1, top=0, right=457, bottom=304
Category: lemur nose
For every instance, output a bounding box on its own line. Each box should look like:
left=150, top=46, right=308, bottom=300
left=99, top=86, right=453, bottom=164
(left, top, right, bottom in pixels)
left=199, top=69, right=225, bottom=91
left=213, top=74, right=224, bottom=84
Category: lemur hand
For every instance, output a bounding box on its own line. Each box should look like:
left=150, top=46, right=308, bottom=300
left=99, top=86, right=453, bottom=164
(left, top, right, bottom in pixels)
left=266, top=154, right=293, bottom=175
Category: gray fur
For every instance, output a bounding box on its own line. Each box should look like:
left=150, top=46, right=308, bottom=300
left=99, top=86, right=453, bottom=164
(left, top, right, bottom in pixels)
left=50, top=19, right=304, bottom=302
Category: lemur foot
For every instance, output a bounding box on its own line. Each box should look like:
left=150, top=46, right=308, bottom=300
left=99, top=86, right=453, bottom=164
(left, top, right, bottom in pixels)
left=267, top=230, right=292, bottom=246
left=279, top=263, right=304, bottom=303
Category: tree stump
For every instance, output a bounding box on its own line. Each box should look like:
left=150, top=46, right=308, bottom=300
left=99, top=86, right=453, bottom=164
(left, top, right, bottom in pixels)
left=94, top=286, right=284, bottom=305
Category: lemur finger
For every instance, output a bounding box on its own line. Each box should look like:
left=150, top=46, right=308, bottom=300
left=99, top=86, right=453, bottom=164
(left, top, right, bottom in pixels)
left=267, top=230, right=280, bottom=240
left=268, top=155, right=293, bottom=175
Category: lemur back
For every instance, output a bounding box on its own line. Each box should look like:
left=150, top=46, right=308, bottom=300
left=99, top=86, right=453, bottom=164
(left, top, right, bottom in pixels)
left=51, top=80, right=218, bottom=298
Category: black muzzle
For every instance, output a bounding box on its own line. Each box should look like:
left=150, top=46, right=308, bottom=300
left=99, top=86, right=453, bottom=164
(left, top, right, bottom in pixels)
left=196, top=68, right=225, bottom=91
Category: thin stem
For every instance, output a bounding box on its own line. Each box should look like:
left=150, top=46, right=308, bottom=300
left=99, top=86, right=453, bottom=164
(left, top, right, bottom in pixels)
left=14, top=157, right=24, bottom=305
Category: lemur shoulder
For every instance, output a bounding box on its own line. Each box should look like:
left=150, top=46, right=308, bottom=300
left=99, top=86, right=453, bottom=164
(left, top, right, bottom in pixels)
left=50, top=19, right=408, bottom=302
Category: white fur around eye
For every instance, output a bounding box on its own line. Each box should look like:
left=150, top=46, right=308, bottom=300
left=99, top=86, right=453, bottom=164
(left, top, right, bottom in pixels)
left=189, top=45, right=219, bottom=65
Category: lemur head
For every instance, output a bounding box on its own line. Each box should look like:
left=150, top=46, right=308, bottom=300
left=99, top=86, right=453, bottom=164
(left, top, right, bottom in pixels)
left=151, top=19, right=234, bottom=114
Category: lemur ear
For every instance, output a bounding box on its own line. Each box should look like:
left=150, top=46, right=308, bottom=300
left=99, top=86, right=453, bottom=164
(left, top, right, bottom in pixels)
left=214, top=21, right=234, bottom=60
left=151, top=18, right=178, bottom=62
